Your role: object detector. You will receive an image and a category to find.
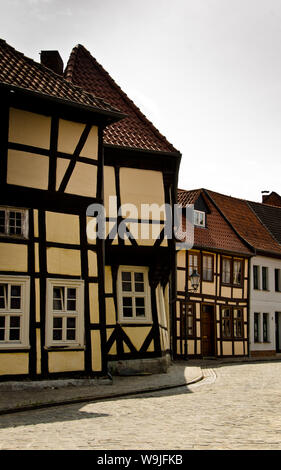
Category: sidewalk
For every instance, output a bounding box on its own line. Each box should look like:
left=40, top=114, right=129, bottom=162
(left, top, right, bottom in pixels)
left=0, top=361, right=203, bottom=415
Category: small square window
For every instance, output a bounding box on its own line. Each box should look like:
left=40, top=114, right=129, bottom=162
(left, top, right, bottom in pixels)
left=194, top=211, right=205, bottom=227
left=0, top=207, right=28, bottom=238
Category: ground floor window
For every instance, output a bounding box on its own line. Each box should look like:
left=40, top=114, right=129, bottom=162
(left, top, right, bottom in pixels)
left=117, top=266, right=152, bottom=323
left=254, top=312, right=270, bottom=343
left=263, top=313, right=269, bottom=342
left=254, top=313, right=260, bottom=342
left=180, top=302, right=195, bottom=338
left=0, top=275, right=30, bottom=348
left=46, top=279, right=84, bottom=348
left=221, top=306, right=244, bottom=339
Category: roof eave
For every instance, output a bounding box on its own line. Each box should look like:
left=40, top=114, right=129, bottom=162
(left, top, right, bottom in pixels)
left=0, top=82, right=126, bottom=125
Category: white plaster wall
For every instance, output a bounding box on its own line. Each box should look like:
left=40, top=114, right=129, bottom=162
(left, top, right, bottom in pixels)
left=250, top=255, right=281, bottom=352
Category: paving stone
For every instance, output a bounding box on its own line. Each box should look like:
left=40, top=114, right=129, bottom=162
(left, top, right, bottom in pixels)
left=1, top=362, right=281, bottom=449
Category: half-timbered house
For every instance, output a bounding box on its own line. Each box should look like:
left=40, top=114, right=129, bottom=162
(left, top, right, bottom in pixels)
left=176, top=189, right=252, bottom=359
left=0, top=40, right=181, bottom=379
left=64, top=44, right=181, bottom=375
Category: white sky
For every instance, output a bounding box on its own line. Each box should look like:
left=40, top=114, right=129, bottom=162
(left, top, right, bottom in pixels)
left=1, top=0, right=281, bottom=202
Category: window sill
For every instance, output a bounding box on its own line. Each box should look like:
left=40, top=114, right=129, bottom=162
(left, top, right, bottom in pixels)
left=0, top=345, right=31, bottom=350
left=118, top=320, right=153, bottom=325
left=44, top=345, right=86, bottom=351
left=221, top=284, right=243, bottom=288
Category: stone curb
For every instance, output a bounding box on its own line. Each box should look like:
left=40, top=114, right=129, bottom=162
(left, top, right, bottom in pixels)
left=0, top=371, right=204, bottom=416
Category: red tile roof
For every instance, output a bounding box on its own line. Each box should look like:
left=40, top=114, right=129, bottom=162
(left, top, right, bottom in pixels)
left=177, top=189, right=252, bottom=255
left=64, top=44, right=180, bottom=154
left=178, top=188, right=201, bottom=206
left=0, top=39, right=122, bottom=116
left=206, top=189, right=281, bottom=256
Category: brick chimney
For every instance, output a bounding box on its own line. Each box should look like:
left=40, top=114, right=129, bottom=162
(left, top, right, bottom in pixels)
left=261, top=191, right=270, bottom=203
left=40, top=50, right=64, bottom=75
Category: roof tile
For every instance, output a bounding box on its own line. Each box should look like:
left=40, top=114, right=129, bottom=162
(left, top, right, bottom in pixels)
left=64, top=44, right=180, bottom=154
left=177, top=189, right=252, bottom=255
left=0, top=39, right=121, bottom=115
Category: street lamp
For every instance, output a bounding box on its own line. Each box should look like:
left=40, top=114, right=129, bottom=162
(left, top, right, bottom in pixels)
left=188, top=269, right=200, bottom=292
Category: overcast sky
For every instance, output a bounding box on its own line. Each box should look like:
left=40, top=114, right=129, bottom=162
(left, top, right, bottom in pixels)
left=1, top=0, right=281, bottom=202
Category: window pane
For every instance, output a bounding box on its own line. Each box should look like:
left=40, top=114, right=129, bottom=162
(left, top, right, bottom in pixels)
left=67, top=330, right=76, bottom=340
left=0, top=211, right=5, bottom=233
left=253, top=266, right=259, bottom=289
left=10, top=285, right=21, bottom=309
left=136, top=297, right=145, bottom=316
left=66, top=317, right=76, bottom=341
left=189, top=254, right=199, bottom=276
left=262, top=267, right=268, bottom=290
left=10, top=316, right=20, bottom=328
left=9, top=328, right=20, bottom=340
left=53, top=287, right=63, bottom=310
left=67, top=299, right=76, bottom=311
left=223, top=319, right=231, bottom=337
left=10, top=298, right=21, bottom=309
left=135, top=298, right=145, bottom=307
left=263, top=313, right=268, bottom=342
left=67, top=288, right=76, bottom=299
left=0, top=284, right=7, bottom=309
left=53, top=317, right=62, bottom=329
left=233, top=261, right=242, bottom=285
left=222, top=259, right=231, bottom=284
left=121, top=272, right=131, bottom=281
left=203, top=256, right=213, bottom=281
left=135, top=282, right=144, bottom=292
left=67, top=317, right=76, bottom=329
left=122, top=297, right=132, bottom=317
left=254, top=313, right=259, bottom=342
left=9, top=211, right=22, bottom=235
left=122, top=281, right=132, bottom=292
left=134, top=273, right=144, bottom=292
left=53, top=330, right=62, bottom=340
left=0, top=314, right=5, bottom=341
left=123, top=308, right=133, bottom=317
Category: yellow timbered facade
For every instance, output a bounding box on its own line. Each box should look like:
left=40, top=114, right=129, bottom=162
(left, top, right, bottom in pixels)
left=0, top=40, right=181, bottom=379
left=176, top=189, right=252, bottom=359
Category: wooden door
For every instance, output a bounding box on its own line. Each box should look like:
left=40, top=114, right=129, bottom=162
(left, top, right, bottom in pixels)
left=201, top=304, right=215, bottom=357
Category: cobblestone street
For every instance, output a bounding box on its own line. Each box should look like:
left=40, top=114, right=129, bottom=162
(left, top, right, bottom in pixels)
left=1, top=361, right=281, bottom=450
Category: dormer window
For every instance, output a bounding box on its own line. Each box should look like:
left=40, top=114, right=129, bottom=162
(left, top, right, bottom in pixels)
left=194, top=210, right=205, bottom=227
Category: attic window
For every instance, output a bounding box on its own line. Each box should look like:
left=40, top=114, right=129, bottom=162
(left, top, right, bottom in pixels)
left=194, top=210, right=205, bottom=227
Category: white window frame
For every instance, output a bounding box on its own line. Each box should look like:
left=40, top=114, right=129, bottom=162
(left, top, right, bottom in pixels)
left=194, top=210, right=205, bottom=227
left=45, top=278, right=85, bottom=348
left=117, top=266, right=152, bottom=324
left=0, top=275, right=30, bottom=349
left=0, top=207, right=28, bottom=238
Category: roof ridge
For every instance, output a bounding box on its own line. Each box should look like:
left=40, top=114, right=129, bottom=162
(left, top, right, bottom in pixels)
left=206, top=189, right=281, bottom=255
left=246, top=201, right=281, bottom=248
left=65, top=43, right=180, bottom=154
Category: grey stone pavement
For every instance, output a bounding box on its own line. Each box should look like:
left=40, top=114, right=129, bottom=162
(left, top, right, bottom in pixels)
left=0, top=360, right=203, bottom=415
left=1, top=358, right=281, bottom=450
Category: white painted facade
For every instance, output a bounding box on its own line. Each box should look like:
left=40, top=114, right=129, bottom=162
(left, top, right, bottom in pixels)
left=250, top=255, right=281, bottom=355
